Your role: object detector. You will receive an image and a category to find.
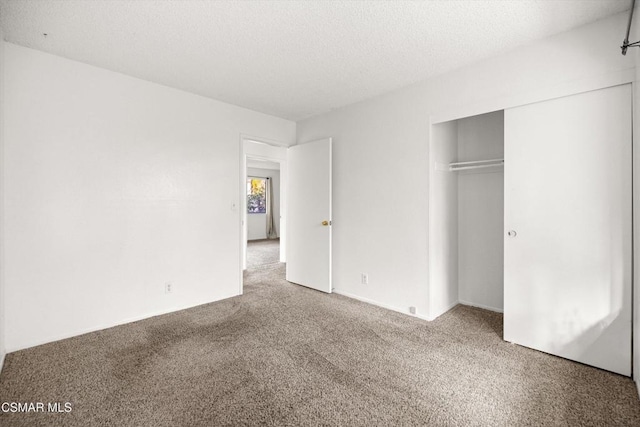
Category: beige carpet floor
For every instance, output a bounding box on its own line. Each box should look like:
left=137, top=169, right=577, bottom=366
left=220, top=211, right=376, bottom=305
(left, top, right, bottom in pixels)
left=1, top=263, right=639, bottom=426
left=246, top=239, right=280, bottom=269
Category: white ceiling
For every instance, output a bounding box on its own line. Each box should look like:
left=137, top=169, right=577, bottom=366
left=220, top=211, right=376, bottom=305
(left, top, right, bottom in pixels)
left=0, top=0, right=633, bottom=121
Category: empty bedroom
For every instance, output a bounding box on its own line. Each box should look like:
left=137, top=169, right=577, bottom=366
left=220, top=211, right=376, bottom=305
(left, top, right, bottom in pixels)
left=0, top=1, right=640, bottom=426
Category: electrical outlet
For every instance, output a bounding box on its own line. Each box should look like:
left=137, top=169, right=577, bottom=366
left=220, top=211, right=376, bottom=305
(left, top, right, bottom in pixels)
left=361, top=273, right=368, bottom=285
left=165, top=282, right=173, bottom=294
left=409, top=306, right=416, bottom=315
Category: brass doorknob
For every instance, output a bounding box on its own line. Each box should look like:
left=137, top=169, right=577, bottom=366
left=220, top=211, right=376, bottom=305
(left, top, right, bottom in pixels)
left=322, top=220, right=330, bottom=226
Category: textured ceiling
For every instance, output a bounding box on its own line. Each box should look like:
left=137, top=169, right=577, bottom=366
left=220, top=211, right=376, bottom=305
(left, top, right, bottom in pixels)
left=0, top=0, right=633, bottom=120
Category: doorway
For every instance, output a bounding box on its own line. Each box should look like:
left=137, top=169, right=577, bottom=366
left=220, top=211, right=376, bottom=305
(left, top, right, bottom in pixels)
left=239, top=136, right=333, bottom=295
left=240, top=137, right=288, bottom=293
left=246, top=159, right=281, bottom=269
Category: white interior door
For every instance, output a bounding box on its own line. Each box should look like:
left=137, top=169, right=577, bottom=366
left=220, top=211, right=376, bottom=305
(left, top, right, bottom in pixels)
left=286, top=138, right=332, bottom=293
left=504, top=84, right=632, bottom=376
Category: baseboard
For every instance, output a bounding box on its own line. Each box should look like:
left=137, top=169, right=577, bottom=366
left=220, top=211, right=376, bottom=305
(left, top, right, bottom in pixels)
left=458, top=300, right=503, bottom=313
left=333, top=289, right=430, bottom=321
left=6, top=291, right=239, bottom=353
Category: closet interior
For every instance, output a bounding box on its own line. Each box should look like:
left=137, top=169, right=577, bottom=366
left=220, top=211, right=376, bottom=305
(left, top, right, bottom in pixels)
left=429, top=84, right=632, bottom=377
left=429, top=110, right=504, bottom=319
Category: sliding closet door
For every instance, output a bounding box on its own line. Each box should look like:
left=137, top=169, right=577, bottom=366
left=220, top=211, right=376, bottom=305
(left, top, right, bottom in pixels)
left=504, top=84, right=632, bottom=376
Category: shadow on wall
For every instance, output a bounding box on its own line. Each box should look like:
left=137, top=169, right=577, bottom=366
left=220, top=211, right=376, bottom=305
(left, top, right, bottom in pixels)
left=521, top=235, right=629, bottom=376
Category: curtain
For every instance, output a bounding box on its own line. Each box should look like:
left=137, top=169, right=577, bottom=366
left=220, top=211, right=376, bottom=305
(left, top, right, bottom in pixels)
left=265, top=177, right=278, bottom=239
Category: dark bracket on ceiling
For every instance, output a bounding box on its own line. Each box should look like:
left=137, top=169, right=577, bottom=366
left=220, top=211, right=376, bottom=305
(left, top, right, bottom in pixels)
left=622, top=0, right=638, bottom=55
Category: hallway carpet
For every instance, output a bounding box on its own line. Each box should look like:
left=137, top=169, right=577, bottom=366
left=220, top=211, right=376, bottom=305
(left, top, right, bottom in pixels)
left=1, top=264, right=639, bottom=426
left=246, top=239, right=280, bottom=268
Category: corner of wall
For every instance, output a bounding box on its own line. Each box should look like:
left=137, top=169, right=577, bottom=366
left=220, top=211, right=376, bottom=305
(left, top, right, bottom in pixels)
left=428, top=120, right=460, bottom=320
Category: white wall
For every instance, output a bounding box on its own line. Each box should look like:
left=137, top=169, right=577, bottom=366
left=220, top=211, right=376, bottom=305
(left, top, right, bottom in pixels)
left=3, top=43, right=295, bottom=351
left=428, top=121, right=458, bottom=319
left=246, top=167, right=280, bottom=240
left=457, top=111, right=504, bottom=312
left=0, top=28, right=5, bottom=371
left=297, top=12, right=636, bottom=323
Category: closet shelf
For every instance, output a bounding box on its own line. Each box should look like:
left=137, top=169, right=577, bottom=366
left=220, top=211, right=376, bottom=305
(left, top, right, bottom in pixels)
left=449, top=158, right=504, bottom=172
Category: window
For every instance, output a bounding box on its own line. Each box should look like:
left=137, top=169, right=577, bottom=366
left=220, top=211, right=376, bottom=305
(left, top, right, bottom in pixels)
left=247, top=177, right=266, bottom=213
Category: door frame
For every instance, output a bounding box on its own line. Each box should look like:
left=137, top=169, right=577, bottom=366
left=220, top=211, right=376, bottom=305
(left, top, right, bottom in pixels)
left=239, top=135, right=288, bottom=295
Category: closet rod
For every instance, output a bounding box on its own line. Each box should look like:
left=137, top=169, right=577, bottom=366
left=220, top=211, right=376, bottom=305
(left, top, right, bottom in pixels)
left=449, top=158, right=504, bottom=171
left=449, top=158, right=503, bottom=167
left=449, top=163, right=504, bottom=172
